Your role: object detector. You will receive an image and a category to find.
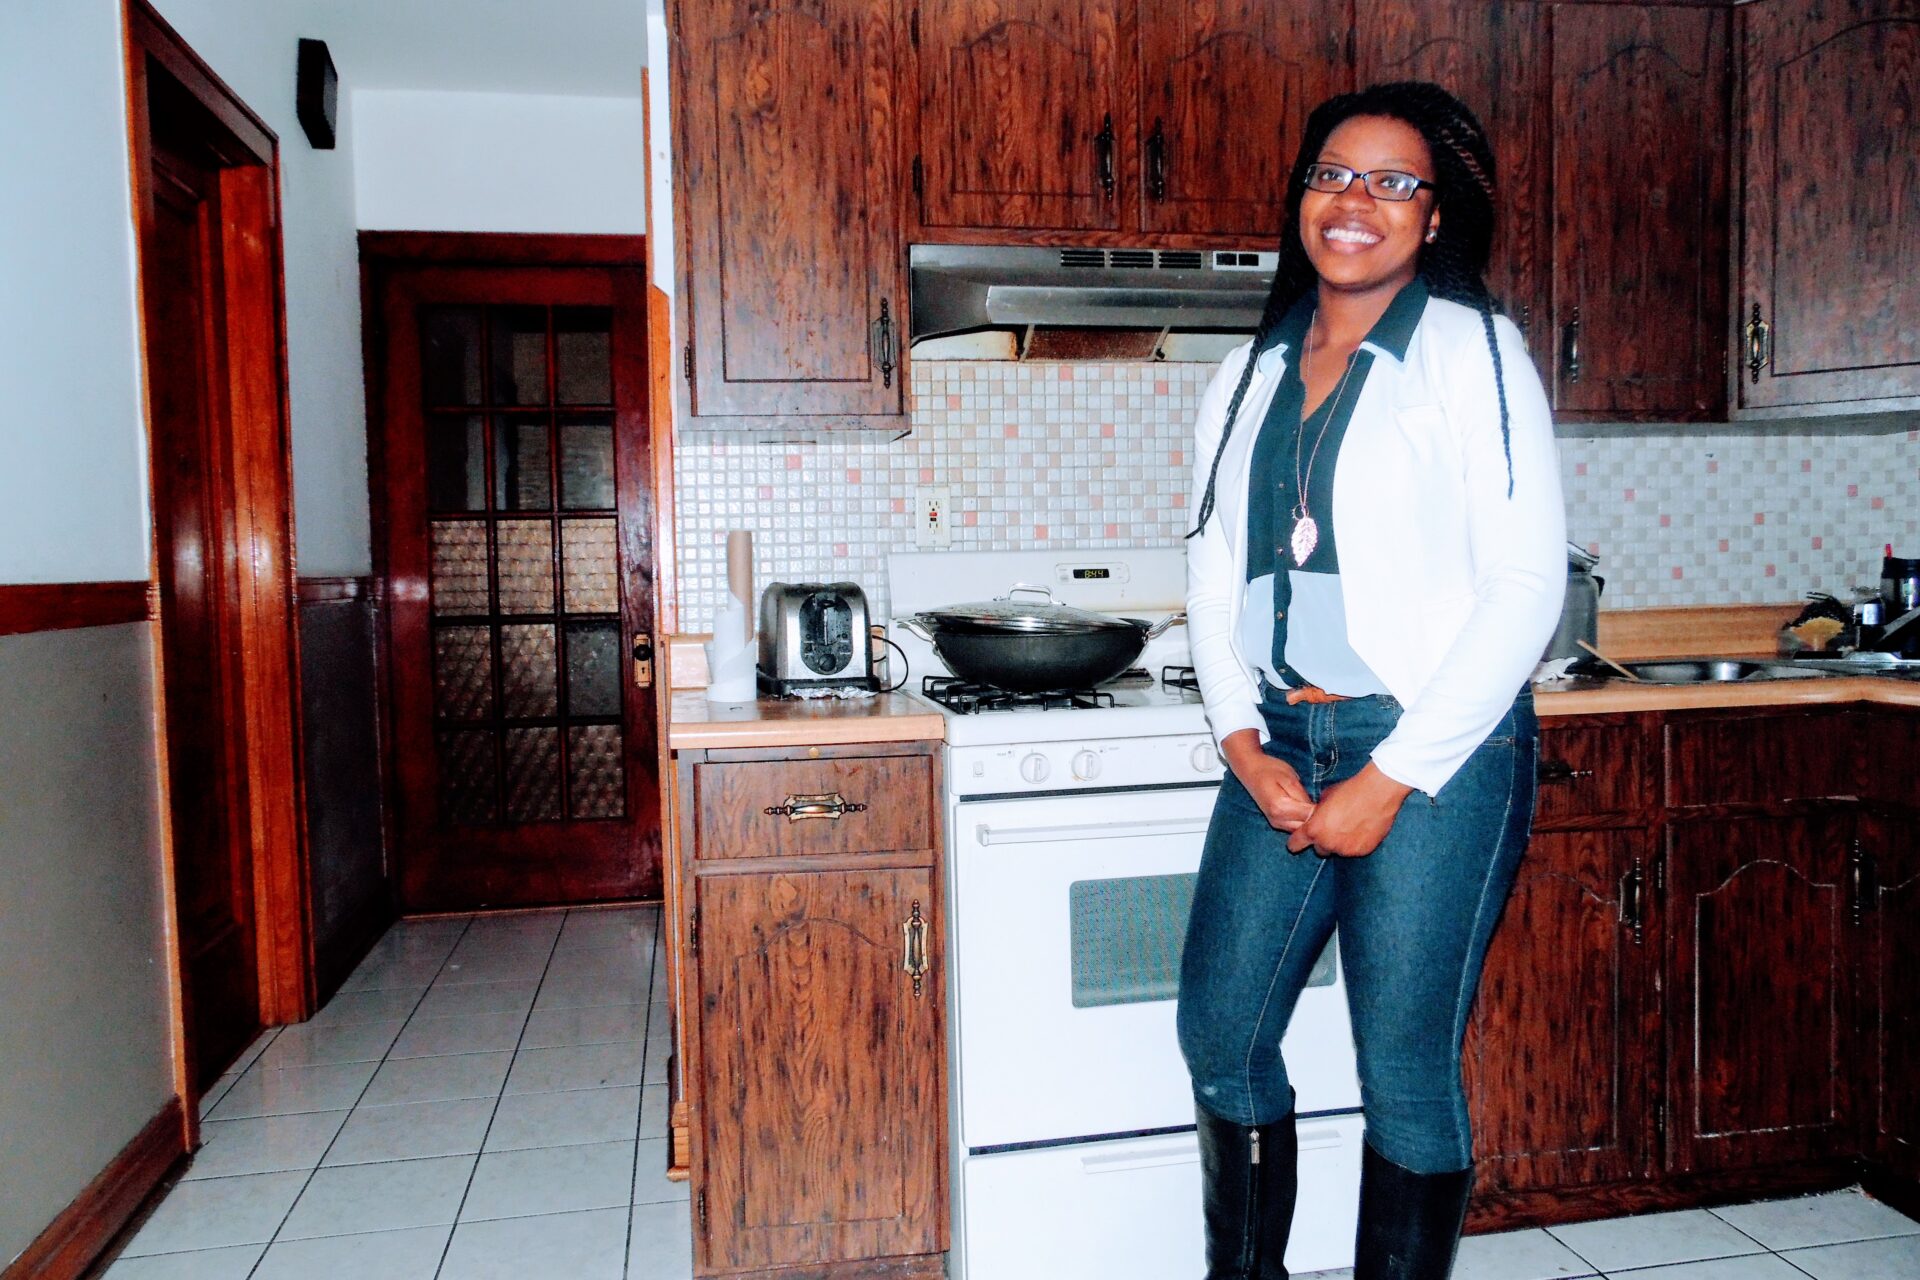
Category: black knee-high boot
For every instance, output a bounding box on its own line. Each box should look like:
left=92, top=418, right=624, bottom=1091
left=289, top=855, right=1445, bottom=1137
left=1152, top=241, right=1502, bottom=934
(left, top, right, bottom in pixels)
left=1351, top=1143, right=1474, bottom=1280
left=1197, top=1103, right=1298, bottom=1279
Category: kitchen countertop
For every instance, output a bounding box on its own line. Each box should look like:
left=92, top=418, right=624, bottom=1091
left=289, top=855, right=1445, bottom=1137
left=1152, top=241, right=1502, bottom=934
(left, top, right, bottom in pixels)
left=669, top=688, right=943, bottom=750
left=1534, top=673, right=1920, bottom=716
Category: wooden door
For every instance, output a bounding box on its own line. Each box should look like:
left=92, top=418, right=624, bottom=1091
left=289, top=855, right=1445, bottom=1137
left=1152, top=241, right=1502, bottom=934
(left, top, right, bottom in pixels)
left=144, top=133, right=261, bottom=1090
left=1465, top=829, right=1657, bottom=1196
left=674, top=0, right=905, bottom=423
left=1355, top=0, right=1547, bottom=357
left=1737, top=1, right=1920, bottom=409
left=1859, top=809, right=1920, bottom=1180
left=1549, top=4, right=1729, bottom=420
left=377, top=264, right=662, bottom=910
left=1135, top=0, right=1348, bottom=239
left=1665, top=812, right=1859, bottom=1173
left=912, top=0, right=1132, bottom=232
left=694, top=868, right=943, bottom=1273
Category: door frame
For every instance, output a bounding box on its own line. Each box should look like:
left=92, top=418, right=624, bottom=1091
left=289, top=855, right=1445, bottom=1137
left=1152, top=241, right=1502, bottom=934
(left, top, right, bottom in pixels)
left=123, top=0, right=315, bottom=1116
left=357, top=232, right=675, bottom=908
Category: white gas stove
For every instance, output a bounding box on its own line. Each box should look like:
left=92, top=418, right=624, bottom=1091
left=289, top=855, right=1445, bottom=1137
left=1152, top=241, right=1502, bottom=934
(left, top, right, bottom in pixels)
left=886, top=548, right=1364, bottom=1280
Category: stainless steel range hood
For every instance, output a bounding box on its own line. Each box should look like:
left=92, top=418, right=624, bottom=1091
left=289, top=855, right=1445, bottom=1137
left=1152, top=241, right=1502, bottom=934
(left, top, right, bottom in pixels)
left=909, top=244, right=1277, bottom=360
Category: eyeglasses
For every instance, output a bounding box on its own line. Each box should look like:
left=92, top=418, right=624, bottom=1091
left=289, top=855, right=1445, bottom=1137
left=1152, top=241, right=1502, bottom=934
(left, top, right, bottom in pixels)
left=1301, top=163, right=1438, bottom=202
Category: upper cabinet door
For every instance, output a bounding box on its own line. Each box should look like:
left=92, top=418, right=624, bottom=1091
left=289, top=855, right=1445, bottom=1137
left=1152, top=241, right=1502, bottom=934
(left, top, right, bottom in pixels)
left=674, top=0, right=905, bottom=423
left=1737, top=1, right=1920, bottom=410
left=911, top=0, right=1131, bottom=232
left=1354, top=0, right=1546, bottom=356
left=1550, top=5, right=1729, bottom=420
left=1135, top=0, right=1350, bottom=239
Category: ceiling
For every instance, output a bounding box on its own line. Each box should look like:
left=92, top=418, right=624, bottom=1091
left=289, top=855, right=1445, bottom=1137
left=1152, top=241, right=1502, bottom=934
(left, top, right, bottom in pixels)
left=311, top=0, right=647, bottom=98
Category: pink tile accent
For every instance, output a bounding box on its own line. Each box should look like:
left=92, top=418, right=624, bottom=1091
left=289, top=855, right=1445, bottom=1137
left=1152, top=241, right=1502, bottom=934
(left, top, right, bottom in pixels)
left=1170, top=449, right=1184, bottom=466
left=1101, top=423, right=1116, bottom=438
left=846, top=469, right=861, bottom=484
left=833, top=543, right=848, bottom=557
left=758, top=485, right=774, bottom=500
left=1173, top=493, right=1187, bottom=509
left=1575, top=462, right=1588, bottom=477
left=891, top=497, right=906, bottom=514
left=1873, top=496, right=1886, bottom=510
left=1105, top=523, right=1120, bottom=538
left=919, top=467, right=935, bottom=483
left=1089, top=494, right=1103, bottom=509
left=962, top=510, right=978, bottom=527
left=1624, top=488, right=1636, bottom=502
left=1802, top=459, right=1814, bottom=472
left=1849, top=484, right=1860, bottom=497
left=1813, top=536, right=1824, bottom=550
left=1660, top=514, right=1672, bottom=528
left=1754, top=512, right=1766, bottom=525
left=1058, top=367, right=1074, bottom=381
left=1004, top=424, right=1020, bottom=438
left=1672, top=567, right=1685, bottom=580
left=1718, top=539, right=1730, bottom=552
left=1707, top=460, right=1719, bottom=474
left=1155, top=380, right=1170, bottom=395
left=946, top=395, right=961, bottom=409
left=1034, top=524, right=1049, bottom=540
left=1766, top=565, right=1778, bottom=577
left=785, top=453, right=802, bottom=470
left=1587, top=542, right=1601, bottom=557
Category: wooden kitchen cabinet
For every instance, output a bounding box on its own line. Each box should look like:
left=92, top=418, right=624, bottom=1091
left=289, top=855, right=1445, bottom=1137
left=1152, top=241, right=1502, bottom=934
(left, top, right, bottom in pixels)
left=1134, top=0, right=1349, bottom=238
left=1353, top=0, right=1548, bottom=357
left=1465, top=827, right=1660, bottom=1199
left=671, top=0, right=907, bottom=427
left=677, top=741, right=946, bottom=1278
left=1548, top=3, right=1730, bottom=421
left=1858, top=809, right=1920, bottom=1187
left=1734, top=0, right=1920, bottom=413
left=908, top=0, right=1134, bottom=234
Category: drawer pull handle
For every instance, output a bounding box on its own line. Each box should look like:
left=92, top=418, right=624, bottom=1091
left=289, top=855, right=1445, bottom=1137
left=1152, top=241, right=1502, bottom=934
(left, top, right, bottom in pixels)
left=902, top=900, right=929, bottom=998
left=1536, top=759, right=1594, bottom=786
left=764, top=792, right=867, bottom=822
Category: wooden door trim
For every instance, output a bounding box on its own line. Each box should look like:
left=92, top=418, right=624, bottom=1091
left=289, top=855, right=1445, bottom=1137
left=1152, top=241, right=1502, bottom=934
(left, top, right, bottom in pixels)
left=359, top=231, right=648, bottom=269
left=125, top=0, right=314, bottom=1059
left=0, top=582, right=154, bottom=637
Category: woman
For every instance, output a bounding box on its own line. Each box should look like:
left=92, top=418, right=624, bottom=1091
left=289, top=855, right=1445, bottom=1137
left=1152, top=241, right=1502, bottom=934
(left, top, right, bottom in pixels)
left=1177, top=82, right=1565, bottom=1280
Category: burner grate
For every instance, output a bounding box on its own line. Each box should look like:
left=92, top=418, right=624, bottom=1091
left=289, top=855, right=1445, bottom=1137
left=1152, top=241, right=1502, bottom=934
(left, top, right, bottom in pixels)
left=921, top=676, right=1118, bottom=715
left=1161, top=665, right=1199, bottom=692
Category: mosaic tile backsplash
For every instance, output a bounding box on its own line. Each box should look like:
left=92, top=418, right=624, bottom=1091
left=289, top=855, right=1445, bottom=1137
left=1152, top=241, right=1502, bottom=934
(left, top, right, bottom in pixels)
left=672, top=360, right=1920, bottom=628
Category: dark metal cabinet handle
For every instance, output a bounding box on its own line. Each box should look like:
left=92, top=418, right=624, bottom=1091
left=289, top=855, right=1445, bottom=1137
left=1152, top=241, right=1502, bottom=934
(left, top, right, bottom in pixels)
left=902, top=900, right=929, bottom=998
left=1745, top=303, right=1772, bottom=384
left=1620, top=859, right=1646, bottom=944
left=764, top=791, right=868, bottom=822
left=1536, top=758, right=1594, bottom=786
left=1095, top=113, right=1115, bottom=200
left=1517, top=304, right=1532, bottom=350
left=1850, top=844, right=1877, bottom=926
left=875, top=298, right=895, bottom=389
left=1564, top=306, right=1581, bottom=384
left=1147, top=119, right=1166, bottom=202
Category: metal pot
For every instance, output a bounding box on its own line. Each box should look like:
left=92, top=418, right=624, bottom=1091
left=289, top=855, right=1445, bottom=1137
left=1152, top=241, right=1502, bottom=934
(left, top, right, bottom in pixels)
left=900, top=585, right=1185, bottom=692
left=1543, top=544, right=1604, bottom=661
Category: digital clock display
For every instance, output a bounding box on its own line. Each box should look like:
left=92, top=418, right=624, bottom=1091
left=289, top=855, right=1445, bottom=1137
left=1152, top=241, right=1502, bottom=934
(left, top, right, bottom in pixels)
left=1071, top=568, right=1111, bottom=580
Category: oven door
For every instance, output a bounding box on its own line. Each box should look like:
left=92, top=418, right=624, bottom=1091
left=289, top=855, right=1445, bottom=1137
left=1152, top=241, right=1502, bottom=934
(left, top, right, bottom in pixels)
left=949, top=785, right=1360, bottom=1151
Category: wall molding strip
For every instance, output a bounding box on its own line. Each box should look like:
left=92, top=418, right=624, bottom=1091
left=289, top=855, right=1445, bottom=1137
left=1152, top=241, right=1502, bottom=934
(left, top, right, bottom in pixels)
left=0, top=582, right=153, bottom=638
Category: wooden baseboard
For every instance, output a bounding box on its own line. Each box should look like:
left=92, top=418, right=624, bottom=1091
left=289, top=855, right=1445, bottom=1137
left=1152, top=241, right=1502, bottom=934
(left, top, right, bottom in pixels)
left=1467, top=1158, right=1855, bottom=1234
left=2, top=1097, right=188, bottom=1280
left=0, top=583, right=153, bottom=638
left=669, top=1086, right=691, bottom=1182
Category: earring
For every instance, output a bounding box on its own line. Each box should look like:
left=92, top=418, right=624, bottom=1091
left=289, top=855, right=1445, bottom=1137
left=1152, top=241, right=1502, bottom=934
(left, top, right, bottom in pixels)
left=1425, top=228, right=1438, bottom=244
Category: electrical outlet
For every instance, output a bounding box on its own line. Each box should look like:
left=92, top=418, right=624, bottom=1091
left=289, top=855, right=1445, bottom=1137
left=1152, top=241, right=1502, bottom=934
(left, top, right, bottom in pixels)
left=916, top=485, right=952, bottom=549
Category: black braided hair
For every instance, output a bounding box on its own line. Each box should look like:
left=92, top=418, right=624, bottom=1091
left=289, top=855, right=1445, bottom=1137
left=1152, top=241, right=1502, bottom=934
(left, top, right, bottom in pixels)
left=1188, top=81, right=1513, bottom=538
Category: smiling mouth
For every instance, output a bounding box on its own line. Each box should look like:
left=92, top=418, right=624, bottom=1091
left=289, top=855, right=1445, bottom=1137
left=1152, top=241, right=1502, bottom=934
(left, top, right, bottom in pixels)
left=1322, top=225, right=1383, bottom=247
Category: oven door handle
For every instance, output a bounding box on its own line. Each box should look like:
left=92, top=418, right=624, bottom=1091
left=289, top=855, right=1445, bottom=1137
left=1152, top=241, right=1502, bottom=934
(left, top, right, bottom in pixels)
left=974, top=816, right=1213, bottom=847
left=1078, top=1138, right=1198, bottom=1174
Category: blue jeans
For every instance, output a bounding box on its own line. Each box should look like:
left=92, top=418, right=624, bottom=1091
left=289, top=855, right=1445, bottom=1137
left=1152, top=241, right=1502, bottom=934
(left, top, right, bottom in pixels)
left=1176, top=687, right=1536, bottom=1174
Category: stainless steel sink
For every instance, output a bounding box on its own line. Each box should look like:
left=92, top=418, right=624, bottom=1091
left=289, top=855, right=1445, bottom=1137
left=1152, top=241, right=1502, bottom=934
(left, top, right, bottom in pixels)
left=1609, top=658, right=1838, bottom=684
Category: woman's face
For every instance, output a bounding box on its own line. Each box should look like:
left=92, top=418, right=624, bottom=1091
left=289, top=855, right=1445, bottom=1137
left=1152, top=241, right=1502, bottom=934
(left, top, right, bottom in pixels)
left=1298, top=114, right=1440, bottom=299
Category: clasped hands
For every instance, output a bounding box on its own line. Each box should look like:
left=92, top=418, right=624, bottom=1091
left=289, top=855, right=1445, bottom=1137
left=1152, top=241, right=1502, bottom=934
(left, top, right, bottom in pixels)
left=1220, top=729, right=1413, bottom=858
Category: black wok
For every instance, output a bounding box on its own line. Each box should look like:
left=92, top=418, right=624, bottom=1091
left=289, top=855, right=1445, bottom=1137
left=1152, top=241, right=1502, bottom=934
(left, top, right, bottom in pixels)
left=900, top=588, right=1185, bottom=692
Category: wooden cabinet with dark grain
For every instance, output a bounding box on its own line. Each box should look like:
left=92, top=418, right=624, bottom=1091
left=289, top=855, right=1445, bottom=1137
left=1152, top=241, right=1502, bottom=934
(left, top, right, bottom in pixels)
left=677, top=741, right=946, bottom=1279
left=1353, top=0, right=1547, bottom=357
left=1734, top=0, right=1920, bottom=413
left=1135, top=0, right=1349, bottom=238
left=1858, top=809, right=1920, bottom=1187
left=1547, top=3, right=1730, bottom=422
left=671, top=0, right=906, bottom=427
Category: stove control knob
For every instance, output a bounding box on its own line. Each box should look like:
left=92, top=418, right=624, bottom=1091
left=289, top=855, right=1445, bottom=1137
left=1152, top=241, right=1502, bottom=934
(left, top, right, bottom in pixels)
left=1071, top=750, right=1101, bottom=781
left=1191, top=743, right=1221, bottom=774
left=1018, top=752, right=1051, bottom=784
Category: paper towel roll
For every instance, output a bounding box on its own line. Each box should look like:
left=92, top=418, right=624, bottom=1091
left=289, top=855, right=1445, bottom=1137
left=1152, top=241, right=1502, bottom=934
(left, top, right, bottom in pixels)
left=726, top=531, right=754, bottom=642
left=705, top=596, right=758, bottom=702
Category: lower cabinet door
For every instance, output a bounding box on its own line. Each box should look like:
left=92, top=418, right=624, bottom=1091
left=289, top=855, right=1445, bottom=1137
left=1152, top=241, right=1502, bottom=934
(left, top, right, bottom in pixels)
left=1465, top=829, right=1657, bottom=1195
left=694, top=868, right=942, bottom=1274
left=1666, top=813, right=1859, bottom=1173
left=1860, top=811, right=1920, bottom=1179
left=957, top=1114, right=1363, bottom=1280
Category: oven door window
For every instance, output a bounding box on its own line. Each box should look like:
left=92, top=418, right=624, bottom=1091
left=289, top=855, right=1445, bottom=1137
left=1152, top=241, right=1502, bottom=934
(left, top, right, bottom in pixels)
left=1069, top=873, right=1336, bottom=1008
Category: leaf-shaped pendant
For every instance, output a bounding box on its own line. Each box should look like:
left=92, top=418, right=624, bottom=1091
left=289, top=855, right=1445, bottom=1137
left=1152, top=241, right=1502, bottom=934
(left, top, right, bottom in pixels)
left=1290, top=514, right=1319, bottom=566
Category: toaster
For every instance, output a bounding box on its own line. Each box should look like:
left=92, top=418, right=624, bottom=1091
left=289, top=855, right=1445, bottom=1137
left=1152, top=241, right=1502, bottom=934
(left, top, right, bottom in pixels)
left=757, top=582, right=878, bottom=694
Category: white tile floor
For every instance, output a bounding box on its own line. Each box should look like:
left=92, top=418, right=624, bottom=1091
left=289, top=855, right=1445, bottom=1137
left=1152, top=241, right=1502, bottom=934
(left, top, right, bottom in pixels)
left=96, top=906, right=1920, bottom=1280
left=97, top=906, right=688, bottom=1280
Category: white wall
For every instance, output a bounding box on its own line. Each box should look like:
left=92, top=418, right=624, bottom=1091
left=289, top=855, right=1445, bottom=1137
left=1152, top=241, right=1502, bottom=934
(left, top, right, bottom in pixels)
left=352, top=89, right=647, bottom=233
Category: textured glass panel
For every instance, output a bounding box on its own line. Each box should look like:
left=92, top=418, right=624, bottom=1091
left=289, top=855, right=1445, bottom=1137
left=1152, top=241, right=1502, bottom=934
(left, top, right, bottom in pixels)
left=558, top=414, right=615, bottom=510
left=1068, top=874, right=1194, bottom=1008
left=432, top=626, right=493, bottom=719
left=501, top=623, right=558, bottom=718
left=422, top=307, right=482, bottom=405
left=561, top=518, right=619, bottom=614
left=566, top=621, right=621, bottom=717
left=429, top=521, right=490, bottom=616
left=504, top=727, right=562, bottom=821
left=490, top=306, right=548, bottom=406
left=568, top=725, right=625, bottom=819
left=437, top=729, right=497, bottom=824
left=495, top=519, right=555, bottom=614
left=426, top=415, right=487, bottom=512
left=493, top=417, right=552, bottom=510
left=554, top=307, right=613, bottom=404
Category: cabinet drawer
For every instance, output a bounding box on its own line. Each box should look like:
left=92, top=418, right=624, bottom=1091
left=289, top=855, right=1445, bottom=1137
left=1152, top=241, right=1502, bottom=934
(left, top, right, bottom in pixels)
left=1666, top=710, right=1852, bottom=808
left=692, top=754, right=934, bottom=860
left=1533, top=722, right=1647, bottom=824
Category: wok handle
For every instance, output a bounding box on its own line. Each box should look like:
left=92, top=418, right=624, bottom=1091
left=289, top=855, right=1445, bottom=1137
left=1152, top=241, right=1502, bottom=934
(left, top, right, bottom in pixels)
left=896, top=615, right=934, bottom=642
left=1146, top=611, right=1188, bottom=639
left=1004, top=583, right=1056, bottom=603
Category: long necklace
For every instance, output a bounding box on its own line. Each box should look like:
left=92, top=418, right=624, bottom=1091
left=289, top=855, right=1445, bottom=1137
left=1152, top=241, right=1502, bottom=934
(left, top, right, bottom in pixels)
left=1290, top=310, right=1359, bottom=566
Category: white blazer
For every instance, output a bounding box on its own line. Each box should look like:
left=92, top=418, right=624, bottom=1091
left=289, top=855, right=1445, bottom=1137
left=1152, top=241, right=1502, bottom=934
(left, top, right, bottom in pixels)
left=1185, top=295, right=1567, bottom=797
